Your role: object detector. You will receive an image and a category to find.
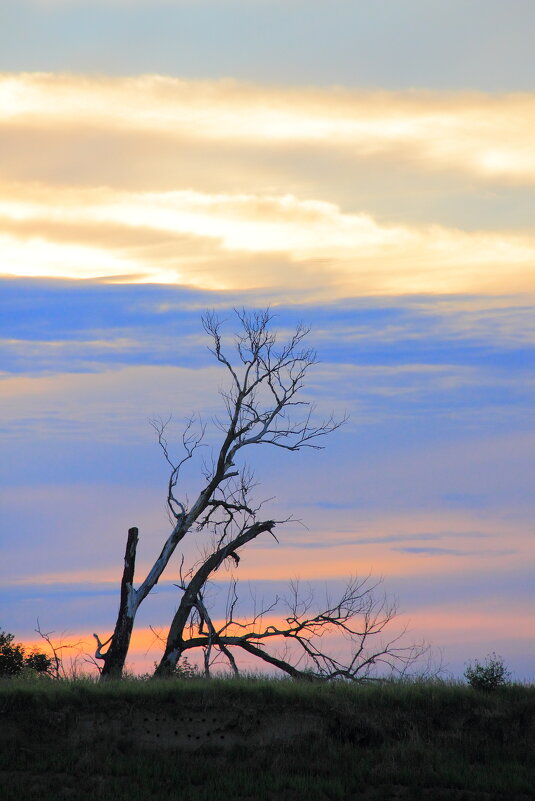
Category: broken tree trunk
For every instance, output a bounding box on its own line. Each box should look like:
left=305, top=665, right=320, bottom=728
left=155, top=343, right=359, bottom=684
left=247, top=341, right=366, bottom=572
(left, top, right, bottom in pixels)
left=97, top=527, right=138, bottom=680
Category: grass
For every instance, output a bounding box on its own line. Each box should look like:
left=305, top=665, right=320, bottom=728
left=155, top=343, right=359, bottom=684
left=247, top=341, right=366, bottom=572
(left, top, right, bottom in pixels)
left=1, top=675, right=534, bottom=800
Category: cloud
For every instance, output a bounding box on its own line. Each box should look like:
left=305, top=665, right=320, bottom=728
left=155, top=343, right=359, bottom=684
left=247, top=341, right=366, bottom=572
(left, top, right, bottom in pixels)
left=2, top=278, right=534, bottom=361
left=392, top=546, right=515, bottom=557
left=3, top=74, right=535, bottom=183
left=280, top=531, right=492, bottom=549
left=0, top=364, right=225, bottom=441
left=2, top=74, right=535, bottom=297
left=1, top=181, right=535, bottom=295
left=1, top=282, right=534, bottom=464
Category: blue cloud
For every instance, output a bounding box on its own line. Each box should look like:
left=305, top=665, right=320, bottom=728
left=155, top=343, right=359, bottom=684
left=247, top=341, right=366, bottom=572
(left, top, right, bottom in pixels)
left=392, top=546, right=516, bottom=557
left=3, top=280, right=535, bottom=380
left=441, top=492, right=487, bottom=509
left=275, top=531, right=492, bottom=550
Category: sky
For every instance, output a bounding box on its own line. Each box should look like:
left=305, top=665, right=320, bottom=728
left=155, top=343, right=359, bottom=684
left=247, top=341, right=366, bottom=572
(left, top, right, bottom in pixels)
left=1, top=0, right=534, bottom=679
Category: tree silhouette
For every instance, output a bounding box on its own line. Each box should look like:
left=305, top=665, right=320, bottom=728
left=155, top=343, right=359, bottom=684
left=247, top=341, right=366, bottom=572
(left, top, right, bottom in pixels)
left=95, top=310, right=426, bottom=680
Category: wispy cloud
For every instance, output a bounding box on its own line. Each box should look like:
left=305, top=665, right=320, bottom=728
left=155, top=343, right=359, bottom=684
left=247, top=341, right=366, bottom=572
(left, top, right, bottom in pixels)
left=1, top=182, right=535, bottom=295
left=3, top=75, right=535, bottom=183
left=2, top=74, right=535, bottom=296
left=392, top=546, right=515, bottom=557
left=277, top=531, right=492, bottom=550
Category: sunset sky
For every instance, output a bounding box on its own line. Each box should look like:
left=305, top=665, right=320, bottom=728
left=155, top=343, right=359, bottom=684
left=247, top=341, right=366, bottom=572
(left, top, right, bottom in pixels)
left=1, top=0, right=534, bottom=678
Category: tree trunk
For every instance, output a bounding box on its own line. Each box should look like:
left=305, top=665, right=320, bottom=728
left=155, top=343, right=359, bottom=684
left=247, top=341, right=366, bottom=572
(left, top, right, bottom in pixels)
left=153, top=645, right=183, bottom=678
left=100, top=527, right=138, bottom=680
left=153, top=520, right=275, bottom=677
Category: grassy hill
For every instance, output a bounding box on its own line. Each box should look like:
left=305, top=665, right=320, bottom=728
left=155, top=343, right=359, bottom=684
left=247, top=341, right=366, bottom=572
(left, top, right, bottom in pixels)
left=1, top=677, right=534, bottom=800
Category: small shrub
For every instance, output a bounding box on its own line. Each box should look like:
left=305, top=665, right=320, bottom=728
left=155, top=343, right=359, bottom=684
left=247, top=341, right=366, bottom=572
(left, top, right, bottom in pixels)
left=147, top=655, right=200, bottom=680
left=174, top=656, right=200, bottom=679
left=464, top=652, right=511, bottom=691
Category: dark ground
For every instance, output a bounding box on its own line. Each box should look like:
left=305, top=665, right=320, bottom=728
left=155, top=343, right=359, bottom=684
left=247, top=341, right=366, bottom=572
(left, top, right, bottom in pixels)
left=1, top=677, right=534, bottom=801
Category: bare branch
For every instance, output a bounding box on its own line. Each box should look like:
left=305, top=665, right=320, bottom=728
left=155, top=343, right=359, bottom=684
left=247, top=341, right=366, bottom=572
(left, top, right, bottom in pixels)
left=156, top=575, right=430, bottom=682
left=150, top=415, right=206, bottom=521
left=34, top=621, right=84, bottom=680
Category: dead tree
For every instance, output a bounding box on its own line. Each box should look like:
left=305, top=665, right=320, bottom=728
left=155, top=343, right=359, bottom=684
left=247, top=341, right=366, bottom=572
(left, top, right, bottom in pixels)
left=154, top=575, right=428, bottom=680
left=94, top=309, right=342, bottom=679
left=96, top=309, right=429, bottom=681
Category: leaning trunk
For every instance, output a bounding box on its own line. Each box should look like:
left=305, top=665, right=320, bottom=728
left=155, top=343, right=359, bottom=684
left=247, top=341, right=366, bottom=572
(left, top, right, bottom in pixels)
left=153, top=520, right=274, bottom=677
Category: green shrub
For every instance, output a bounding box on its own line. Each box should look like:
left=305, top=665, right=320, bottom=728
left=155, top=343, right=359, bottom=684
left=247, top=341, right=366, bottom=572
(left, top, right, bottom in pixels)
left=0, top=629, right=52, bottom=678
left=175, top=656, right=200, bottom=679
left=25, top=651, right=53, bottom=674
left=464, top=652, right=511, bottom=691
left=0, top=631, right=25, bottom=677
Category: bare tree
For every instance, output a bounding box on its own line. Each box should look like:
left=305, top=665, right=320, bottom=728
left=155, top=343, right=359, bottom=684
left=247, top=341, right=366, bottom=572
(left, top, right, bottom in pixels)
left=95, top=309, right=427, bottom=681
left=94, top=309, right=342, bottom=679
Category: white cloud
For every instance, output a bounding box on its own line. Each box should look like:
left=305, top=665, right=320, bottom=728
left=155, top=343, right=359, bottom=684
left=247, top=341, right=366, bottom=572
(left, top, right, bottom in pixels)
left=1, top=182, right=535, bottom=296
left=1, top=73, right=535, bottom=297
left=2, top=74, right=535, bottom=183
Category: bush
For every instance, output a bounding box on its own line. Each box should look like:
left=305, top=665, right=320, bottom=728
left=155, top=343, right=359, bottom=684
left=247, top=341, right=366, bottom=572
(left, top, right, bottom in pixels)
left=464, top=652, right=511, bottom=691
left=0, top=629, right=52, bottom=678
left=25, top=651, right=53, bottom=674
left=175, top=656, right=200, bottom=679
left=0, top=631, right=25, bottom=677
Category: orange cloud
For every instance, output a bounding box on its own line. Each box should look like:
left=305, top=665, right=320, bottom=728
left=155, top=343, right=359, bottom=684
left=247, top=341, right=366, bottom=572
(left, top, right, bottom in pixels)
left=2, top=75, right=535, bottom=183
left=1, top=181, right=535, bottom=295
left=2, top=74, right=535, bottom=296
